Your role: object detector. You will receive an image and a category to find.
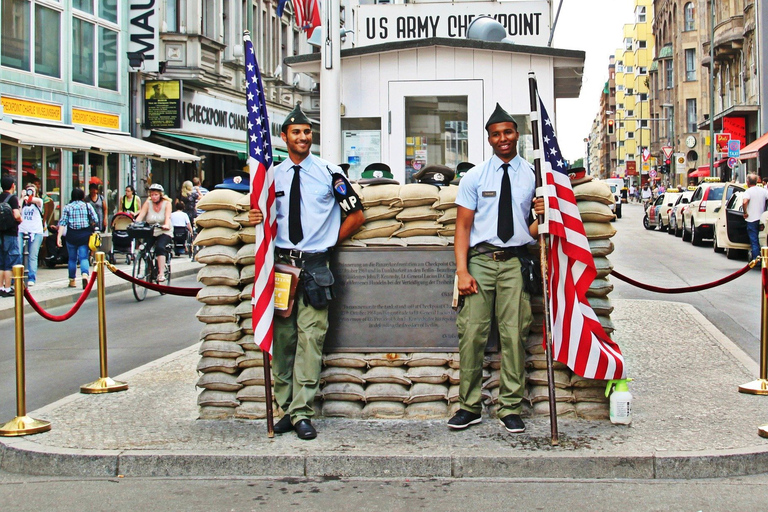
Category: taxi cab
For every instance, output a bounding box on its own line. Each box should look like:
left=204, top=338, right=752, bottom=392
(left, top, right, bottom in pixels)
left=713, top=184, right=768, bottom=260
left=682, top=178, right=732, bottom=246
left=670, top=188, right=696, bottom=237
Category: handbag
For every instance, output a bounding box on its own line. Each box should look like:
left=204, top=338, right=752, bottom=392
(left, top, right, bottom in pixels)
left=88, top=231, right=102, bottom=252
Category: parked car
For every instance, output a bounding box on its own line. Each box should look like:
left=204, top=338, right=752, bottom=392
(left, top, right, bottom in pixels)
left=669, top=189, right=695, bottom=237
left=682, top=179, right=732, bottom=245
left=713, top=185, right=768, bottom=260
left=657, top=189, right=681, bottom=231
left=643, top=193, right=664, bottom=230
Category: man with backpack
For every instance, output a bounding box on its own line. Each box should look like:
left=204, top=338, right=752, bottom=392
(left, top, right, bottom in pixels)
left=0, top=176, right=22, bottom=297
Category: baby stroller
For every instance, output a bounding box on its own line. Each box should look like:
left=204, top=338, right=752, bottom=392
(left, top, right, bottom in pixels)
left=172, top=226, right=191, bottom=257
left=108, top=212, right=136, bottom=265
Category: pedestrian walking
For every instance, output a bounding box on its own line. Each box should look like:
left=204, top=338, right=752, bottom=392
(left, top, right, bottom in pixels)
left=85, top=182, right=107, bottom=232
left=448, top=103, right=544, bottom=434
left=17, top=183, right=45, bottom=286
left=57, top=188, right=98, bottom=289
left=176, top=180, right=199, bottom=224
left=119, top=185, right=141, bottom=216
left=742, top=173, right=768, bottom=261
left=0, top=176, right=22, bottom=297
left=250, top=103, right=364, bottom=440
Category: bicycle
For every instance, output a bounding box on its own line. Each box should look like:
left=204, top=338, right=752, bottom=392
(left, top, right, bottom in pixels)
left=127, top=223, right=172, bottom=302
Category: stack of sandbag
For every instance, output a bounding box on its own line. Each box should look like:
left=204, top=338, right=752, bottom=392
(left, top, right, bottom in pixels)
left=345, top=183, right=458, bottom=247
left=318, top=352, right=499, bottom=420
left=193, top=189, right=277, bottom=420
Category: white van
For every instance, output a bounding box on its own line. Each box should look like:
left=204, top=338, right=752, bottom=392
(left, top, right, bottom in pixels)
left=602, top=179, right=624, bottom=219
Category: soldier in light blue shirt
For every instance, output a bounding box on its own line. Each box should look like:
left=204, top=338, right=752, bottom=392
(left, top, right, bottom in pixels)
left=449, top=103, right=544, bottom=435
left=254, top=103, right=364, bottom=440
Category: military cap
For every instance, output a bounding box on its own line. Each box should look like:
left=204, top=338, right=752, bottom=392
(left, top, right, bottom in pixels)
left=485, top=103, right=517, bottom=131
left=281, top=102, right=312, bottom=132
left=337, top=163, right=351, bottom=177
left=359, top=162, right=399, bottom=185
left=413, top=164, right=455, bottom=186
left=215, top=171, right=250, bottom=192
left=451, top=161, right=475, bottom=185
left=566, top=166, right=593, bottom=186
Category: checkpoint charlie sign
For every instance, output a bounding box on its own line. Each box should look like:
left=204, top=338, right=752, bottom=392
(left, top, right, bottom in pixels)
left=356, top=1, right=550, bottom=47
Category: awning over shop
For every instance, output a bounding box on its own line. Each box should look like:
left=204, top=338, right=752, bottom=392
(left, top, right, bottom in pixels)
left=156, top=131, right=247, bottom=157
left=84, top=131, right=200, bottom=162
left=0, top=121, right=199, bottom=161
left=739, top=131, right=768, bottom=160
left=690, top=158, right=726, bottom=177
left=154, top=131, right=289, bottom=162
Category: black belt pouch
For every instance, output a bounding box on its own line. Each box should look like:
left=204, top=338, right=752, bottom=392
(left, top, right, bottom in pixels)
left=518, top=254, right=542, bottom=296
left=302, top=254, right=334, bottom=309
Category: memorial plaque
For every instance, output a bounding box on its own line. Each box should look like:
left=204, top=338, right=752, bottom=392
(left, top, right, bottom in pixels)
left=328, top=247, right=498, bottom=352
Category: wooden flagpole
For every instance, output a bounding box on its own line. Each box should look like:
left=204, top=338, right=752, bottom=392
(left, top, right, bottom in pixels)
left=527, top=72, right=559, bottom=446
left=263, top=351, right=275, bottom=437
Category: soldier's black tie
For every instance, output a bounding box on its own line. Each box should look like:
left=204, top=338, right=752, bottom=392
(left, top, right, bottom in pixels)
left=497, top=163, right=514, bottom=242
left=289, top=165, right=303, bottom=244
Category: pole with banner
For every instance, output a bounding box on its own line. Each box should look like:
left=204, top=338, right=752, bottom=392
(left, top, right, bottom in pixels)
left=527, top=73, right=559, bottom=446
left=244, top=31, right=278, bottom=437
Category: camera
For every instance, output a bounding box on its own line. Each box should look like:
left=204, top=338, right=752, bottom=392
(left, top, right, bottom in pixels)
left=25, top=189, right=34, bottom=196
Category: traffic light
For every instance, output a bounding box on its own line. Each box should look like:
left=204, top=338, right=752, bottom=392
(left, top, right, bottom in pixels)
left=664, top=158, right=671, bottom=174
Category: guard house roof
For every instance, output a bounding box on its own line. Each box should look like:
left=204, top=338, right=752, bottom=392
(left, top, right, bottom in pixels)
left=285, top=38, right=586, bottom=99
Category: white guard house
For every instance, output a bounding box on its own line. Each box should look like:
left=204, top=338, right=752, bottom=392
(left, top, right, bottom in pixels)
left=284, top=0, right=584, bottom=183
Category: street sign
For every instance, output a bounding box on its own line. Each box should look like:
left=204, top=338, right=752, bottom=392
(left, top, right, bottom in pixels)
left=674, top=153, right=687, bottom=174
left=649, top=169, right=657, bottom=179
left=642, top=147, right=650, bottom=162
left=728, top=139, right=740, bottom=158
left=661, top=146, right=673, bottom=159
left=727, top=157, right=738, bottom=169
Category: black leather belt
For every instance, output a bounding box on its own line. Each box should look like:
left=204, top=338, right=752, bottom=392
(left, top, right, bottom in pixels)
left=276, top=247, right=328, bottom=264
left=472, top=243, right=524, bottom=262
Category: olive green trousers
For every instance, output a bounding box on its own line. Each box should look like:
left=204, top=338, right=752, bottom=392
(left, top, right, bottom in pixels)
left=456, top=253, right=533, bottom=418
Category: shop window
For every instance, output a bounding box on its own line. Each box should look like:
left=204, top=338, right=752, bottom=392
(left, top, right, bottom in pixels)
left=1, top=0, right=31, bottom=71
left=684, top=3, right=695, bottom=31
left=404, top=96, right=468, bottom=183
left=34, top=5, right=60, bottom=77
left=73, top=0, right=93, bottom=14
left=1, top=143, right=20, bottom=188
left=685, top=49, right=696, bottom=81
left=45, top=149, right=62, bottom=222
left=72, top=151, right=86, bottom=190
left=99, top=0, right=117, bottom=23
left=72, top=18, right=95, bottom=84
left=99, top=26, right=118, bottom=90
left=106, top=153, right=119, bottom=221
left=341, top=118, right=382, bottom=180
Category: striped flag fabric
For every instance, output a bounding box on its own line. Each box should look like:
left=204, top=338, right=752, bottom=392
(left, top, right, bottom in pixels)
left=244, top=33, right=277, bottom=357
left=538, top=94, right=626, bottom=380
left=294, top=0, right=321, bottom=38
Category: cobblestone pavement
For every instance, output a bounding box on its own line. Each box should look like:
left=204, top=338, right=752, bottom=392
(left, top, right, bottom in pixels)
left=2, top=299, right=766, bottom=480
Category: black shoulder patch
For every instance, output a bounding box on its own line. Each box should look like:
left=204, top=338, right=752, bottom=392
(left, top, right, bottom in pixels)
left=330, top=172, right=362, bottom=214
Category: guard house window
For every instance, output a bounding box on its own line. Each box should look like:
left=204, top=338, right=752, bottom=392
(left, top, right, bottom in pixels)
left=72, top=6, right=119, bottom=90
left=685, top=49, right=696, bottom=81
left=684, top=3, right=695, bottom=31
left=665, top=60, right=673, bottom=88
left=686, top=99, right=697, bottom=133
left=2, top=0, right=62, bottom=77
left=404, top=96, right=468, bottom=183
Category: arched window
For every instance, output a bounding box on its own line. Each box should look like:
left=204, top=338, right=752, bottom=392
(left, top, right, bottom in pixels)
left=684, top=3, right=695, bottom=31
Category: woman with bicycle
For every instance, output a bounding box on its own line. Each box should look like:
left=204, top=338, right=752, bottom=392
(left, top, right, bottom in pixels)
left=134, top=183, right=172, bottom=283
left=18, top=183, right=45, bottom=287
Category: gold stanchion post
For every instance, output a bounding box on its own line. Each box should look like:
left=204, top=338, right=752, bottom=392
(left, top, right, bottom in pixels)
left=741, top=248, right=768, bottom=395
left=80, top=252, right=128, bottom=394
left=0, top=265, right=51, bottom=436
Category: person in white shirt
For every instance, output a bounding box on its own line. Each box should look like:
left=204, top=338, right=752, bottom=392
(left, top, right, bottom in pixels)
left=742, top=174, right=768, bottom=261
left=170, top=202, right=193, bottom=256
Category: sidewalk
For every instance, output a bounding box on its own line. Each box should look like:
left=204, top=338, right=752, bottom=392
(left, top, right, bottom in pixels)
left=0, top=254, right=203, bottom=321
left=2, top=298, right=768, bottom=479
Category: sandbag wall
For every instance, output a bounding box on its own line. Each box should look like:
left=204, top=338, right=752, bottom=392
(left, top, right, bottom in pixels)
left=192, top=181, right=616, bottom=421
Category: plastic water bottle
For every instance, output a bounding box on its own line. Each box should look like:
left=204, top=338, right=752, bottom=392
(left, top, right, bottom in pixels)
left=605, top=378, right=633, bottom=425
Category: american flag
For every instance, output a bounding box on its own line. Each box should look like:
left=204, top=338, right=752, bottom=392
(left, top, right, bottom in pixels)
left=245, top=33, right=277, bottom=357
left=538, top=94, right=626, bottom=380
left=276, top=0, right=321, bottom=38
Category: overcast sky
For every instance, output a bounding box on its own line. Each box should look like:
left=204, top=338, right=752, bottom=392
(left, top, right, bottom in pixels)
left=550, top=0, right=636, bottom=163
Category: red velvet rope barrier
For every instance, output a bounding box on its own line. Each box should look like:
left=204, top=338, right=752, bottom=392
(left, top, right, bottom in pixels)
left=23, top=270, right=98, bottom=322
left=107, top=265, right=201, bottom=297
left=610, top=261, right=753, bottom=294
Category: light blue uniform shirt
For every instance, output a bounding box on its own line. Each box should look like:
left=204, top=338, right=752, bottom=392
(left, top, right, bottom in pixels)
left=274, top=154, right=341, bottom=252
left=456, top=154, right=536, bottom=248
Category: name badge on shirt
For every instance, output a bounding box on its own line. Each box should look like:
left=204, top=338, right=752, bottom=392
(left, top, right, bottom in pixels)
left=482, top=191, right=497, bottom=197
left=275, top=190, right=285, bottom=197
